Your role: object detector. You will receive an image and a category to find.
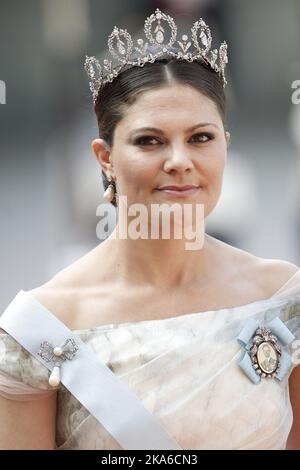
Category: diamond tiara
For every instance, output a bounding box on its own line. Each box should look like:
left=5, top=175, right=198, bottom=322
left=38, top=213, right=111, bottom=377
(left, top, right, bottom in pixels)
left=84, top=8, right=229, bottom=104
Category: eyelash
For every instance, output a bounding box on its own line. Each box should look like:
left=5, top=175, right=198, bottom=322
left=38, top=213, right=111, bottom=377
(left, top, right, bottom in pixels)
left=133, top=133, right=214, bottom=146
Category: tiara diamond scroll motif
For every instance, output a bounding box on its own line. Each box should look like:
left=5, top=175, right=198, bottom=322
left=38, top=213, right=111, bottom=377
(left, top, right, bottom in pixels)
left=84, top=8, right=228, bottom=104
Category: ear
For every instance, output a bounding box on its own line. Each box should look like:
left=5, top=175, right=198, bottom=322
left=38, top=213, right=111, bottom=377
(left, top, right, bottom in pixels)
left=91, top=139, right=115, bottom=178
left=225, top=131, right=231, bottom=147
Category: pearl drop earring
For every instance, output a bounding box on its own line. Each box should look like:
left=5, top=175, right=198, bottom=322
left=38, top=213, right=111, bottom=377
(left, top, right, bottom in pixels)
left=103, top=176, right=116, bottom=203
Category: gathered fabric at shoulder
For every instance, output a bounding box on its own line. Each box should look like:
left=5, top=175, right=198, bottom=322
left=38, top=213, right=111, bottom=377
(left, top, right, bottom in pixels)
left=0, top=331, right=60, bottom=401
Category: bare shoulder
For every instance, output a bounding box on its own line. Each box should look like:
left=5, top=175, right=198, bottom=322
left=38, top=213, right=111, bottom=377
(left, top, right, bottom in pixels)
left=254, top=258, right=299, bottom=294
left=24, top=241, right=120, bottom=330
left=237, top=247, right=299, bottom=295
left=27, top=282, right=79, bottom=330
left=2, top=277, right=79, bottom=334
left=210, top=235, right=299, bottom=296
left=26, top=248, right=100, bottom=329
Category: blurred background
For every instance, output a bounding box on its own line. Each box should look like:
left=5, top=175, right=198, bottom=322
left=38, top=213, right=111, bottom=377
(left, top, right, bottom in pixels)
left=0, top=0, right=300, bottom=310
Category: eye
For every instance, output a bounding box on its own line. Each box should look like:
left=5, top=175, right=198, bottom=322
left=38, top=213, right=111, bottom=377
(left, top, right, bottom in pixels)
left=189, top=132, right=214, bottom=143
left=133, top=132, right=214, bottom=147
left=133, top=136, right=160, bottom=146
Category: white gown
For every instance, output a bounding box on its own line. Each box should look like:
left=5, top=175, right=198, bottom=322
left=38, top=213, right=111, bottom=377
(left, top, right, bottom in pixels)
left=0, top=271, right=300, bottom=450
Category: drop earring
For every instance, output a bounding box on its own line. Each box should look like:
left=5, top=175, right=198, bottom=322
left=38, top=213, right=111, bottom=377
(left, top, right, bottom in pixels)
left=103, top=176, right=116, bottom=203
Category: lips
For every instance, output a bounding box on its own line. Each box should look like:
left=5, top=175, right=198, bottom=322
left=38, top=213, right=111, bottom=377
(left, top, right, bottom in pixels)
left=156, top=185, right=200, bottom=198
left=157, top=185, right=199, bottom=191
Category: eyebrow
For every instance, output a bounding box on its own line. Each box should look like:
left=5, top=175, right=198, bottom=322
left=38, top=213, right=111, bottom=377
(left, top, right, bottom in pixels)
left=129, top=123, right=219, bottom=135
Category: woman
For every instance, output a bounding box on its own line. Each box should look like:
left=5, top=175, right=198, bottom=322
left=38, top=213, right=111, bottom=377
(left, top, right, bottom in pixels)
left=0, top=9, right=299, bottom=450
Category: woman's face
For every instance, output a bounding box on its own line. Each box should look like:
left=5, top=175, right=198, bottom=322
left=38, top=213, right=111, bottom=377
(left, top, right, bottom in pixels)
left=93, top=83, right=230, bottom=218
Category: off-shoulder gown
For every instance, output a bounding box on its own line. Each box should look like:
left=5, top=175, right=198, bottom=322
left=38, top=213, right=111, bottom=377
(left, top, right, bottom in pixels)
left=1, top=271, right=300, bottom=449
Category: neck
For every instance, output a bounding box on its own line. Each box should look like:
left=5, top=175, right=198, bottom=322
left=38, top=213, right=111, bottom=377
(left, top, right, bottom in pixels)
left=104, top=227, right=217, bottom=289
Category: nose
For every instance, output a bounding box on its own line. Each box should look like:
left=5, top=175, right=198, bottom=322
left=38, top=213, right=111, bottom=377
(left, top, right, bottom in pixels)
left=163, top=147, right=194, bottom=174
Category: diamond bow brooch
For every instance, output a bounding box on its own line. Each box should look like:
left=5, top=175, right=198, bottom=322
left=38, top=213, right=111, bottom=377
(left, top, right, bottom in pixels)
left=38, top=338, right=79, bottom=387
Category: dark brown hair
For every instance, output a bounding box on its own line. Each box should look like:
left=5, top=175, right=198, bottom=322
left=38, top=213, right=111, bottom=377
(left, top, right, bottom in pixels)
left=94, top=56, right=227, bottom=207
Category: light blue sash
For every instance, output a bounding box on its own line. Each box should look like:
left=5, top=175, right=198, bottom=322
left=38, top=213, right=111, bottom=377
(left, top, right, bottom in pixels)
left=0, top=290, right=182, bottom=450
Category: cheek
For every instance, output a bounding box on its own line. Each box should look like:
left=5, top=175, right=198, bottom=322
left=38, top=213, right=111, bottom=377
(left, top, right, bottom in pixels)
left=198, top=151, right=226, bottom=183
left=212, top=155, right=226, bottom=178
left=116, top=156, right=156, bottom=193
